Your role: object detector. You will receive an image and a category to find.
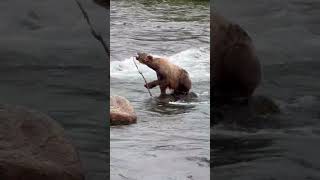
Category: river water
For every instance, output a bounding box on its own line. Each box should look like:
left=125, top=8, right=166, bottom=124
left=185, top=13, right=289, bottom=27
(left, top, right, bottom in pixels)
left=213, top=0, right=320, bottom=179
left=110, top=0, right=210, bottom=179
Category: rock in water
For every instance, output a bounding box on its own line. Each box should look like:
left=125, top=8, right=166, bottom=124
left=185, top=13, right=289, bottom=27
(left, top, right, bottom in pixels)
left=250, top=95, right=280, bottom=115
left=110, top=96, right=137, bottom=125
left=213, top=95, right=280, bottom=126
left=157, top=92, right=198, bottom=103
left=157, top=94, right=177, bottom=103
left=0, top=105, right=84, bottom=180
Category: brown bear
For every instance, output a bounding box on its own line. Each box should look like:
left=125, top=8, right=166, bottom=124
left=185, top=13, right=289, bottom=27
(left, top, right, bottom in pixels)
left=212, top=12, right=261, bottom=102
left=135, top=52, right=192, bottom=97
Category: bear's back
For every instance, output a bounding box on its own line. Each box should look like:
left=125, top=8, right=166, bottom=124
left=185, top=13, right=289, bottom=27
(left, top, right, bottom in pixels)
left=155, top=58, right=186, bottom=89
left=212, top=13, right=261, bottom=99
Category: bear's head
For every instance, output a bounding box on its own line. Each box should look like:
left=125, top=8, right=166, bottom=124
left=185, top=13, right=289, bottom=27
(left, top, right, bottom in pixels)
left=136, top=52, right=153, bottom=65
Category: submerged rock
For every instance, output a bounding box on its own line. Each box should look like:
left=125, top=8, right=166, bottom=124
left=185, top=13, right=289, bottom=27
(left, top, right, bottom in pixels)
left=110, top=95, right=137, bottom=125
left=0, top=105, right=84, bottom=180
left=250, top=95, right=280, bottom=115
left=157, top=92, right=198, bottom=103
left=213, top=95, right=280, bottom=126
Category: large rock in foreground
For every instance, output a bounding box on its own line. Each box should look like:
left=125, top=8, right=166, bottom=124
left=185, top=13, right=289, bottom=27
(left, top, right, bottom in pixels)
left=110, top=96, right=137, bottom=126
left=0, top=105, right=84, bottom=180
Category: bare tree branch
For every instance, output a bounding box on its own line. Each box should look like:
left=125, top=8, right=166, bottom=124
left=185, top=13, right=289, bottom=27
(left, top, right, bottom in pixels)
left=75, top=0, right=109, bottom=58
left=132, top=57, right=153, bottom=97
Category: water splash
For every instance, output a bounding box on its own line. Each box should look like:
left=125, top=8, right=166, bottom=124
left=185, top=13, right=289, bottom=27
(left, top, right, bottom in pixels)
left=110, top=47, right=209, bottom=82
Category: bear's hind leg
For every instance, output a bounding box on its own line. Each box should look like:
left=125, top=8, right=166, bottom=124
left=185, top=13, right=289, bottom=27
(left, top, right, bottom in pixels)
left=174, top=80, right=191, bottom=96
left=159, top=83, right=168, bottom=96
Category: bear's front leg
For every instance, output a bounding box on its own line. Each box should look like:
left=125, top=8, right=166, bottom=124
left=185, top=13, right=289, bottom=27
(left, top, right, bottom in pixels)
left=144, top=80, right=160, bottom=89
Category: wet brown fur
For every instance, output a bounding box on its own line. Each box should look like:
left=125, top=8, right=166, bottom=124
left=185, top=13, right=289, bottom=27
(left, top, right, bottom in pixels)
left=136, top=52, right=192, bottom=96
left=212, top=13, right=261, bottom=101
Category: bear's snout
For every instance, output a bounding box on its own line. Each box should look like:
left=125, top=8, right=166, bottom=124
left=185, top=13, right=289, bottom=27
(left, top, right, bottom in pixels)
left=136, top=52, right=142, bottom=60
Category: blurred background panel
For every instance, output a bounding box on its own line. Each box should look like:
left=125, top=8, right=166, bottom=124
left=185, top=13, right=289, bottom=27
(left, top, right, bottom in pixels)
left=0, top=0, right=109, bottom=179
left=213, top=0, right=320, bottom=179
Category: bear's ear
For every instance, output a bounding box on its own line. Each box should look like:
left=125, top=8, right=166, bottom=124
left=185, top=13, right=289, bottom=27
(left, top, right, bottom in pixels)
left=146, top=55, right=153, bottom=62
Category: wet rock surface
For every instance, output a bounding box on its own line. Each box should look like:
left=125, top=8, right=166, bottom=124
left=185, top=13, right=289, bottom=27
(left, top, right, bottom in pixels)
left=157, top=92, right=198, bottom=103
left=110, top=96, right=137, bottom=126
left=0, top=105, right=84, bottom=180
left=213, top=95, right=280, bottom=127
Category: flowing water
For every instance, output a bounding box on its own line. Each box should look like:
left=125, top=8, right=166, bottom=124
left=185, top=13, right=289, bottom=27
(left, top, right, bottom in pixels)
left=110, top=0, right=210, bottom=179
left=213, top=0, right=320, bottom=179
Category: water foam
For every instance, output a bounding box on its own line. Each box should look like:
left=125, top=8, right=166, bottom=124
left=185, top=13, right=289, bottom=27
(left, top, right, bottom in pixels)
left=110, top=47, right=209, bottom=82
